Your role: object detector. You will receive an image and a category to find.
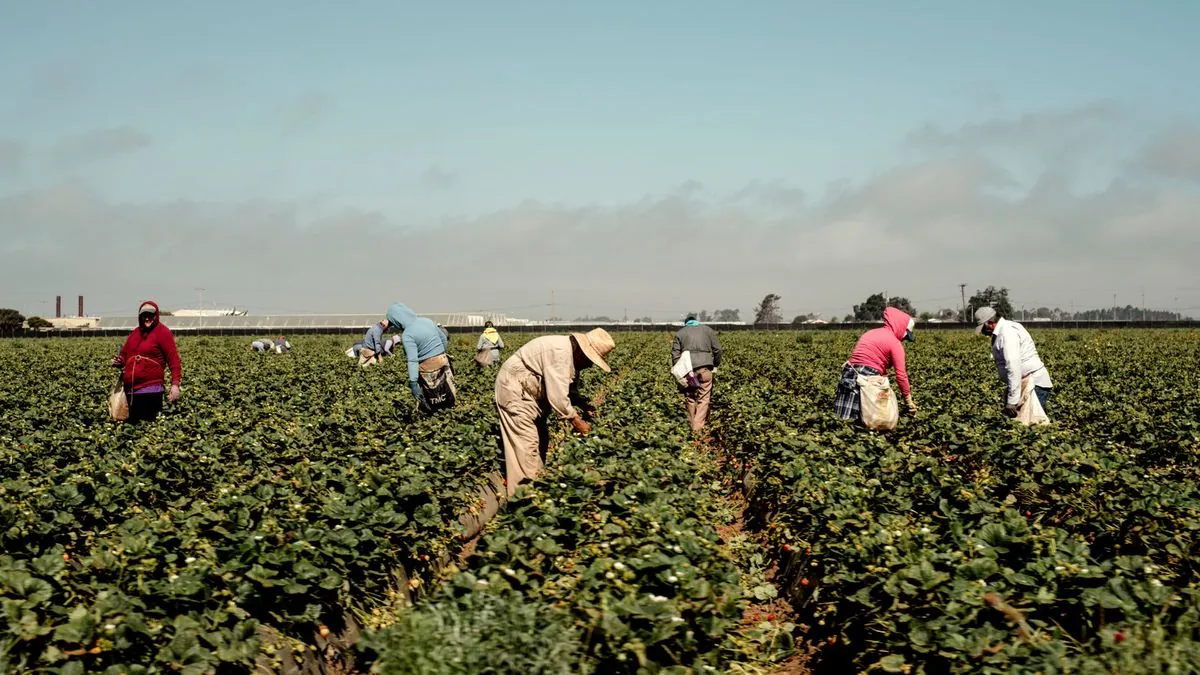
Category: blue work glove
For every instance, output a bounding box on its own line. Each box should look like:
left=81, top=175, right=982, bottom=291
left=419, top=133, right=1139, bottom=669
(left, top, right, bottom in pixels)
left=409, top=379, right=424, bottom=402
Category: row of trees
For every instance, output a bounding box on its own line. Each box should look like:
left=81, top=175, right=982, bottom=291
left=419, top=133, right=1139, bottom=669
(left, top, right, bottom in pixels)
left=0, top=309, right=53, bottom=335
left=750, top=287, right=1184, bottom=325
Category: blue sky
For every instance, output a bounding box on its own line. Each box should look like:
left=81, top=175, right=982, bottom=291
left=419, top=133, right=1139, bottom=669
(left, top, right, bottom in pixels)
left=2, top=1, right=1199, bottom=318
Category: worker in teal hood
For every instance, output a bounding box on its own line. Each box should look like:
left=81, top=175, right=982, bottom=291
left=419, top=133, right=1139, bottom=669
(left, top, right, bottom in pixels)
left=385, top=302, right=453, bottom=409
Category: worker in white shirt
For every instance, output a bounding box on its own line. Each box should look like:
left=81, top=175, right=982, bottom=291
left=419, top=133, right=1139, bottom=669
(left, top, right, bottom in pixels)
left=974, top=307, right=1053, bottom=417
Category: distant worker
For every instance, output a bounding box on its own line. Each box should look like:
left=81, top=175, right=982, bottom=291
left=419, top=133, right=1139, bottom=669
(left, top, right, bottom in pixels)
left=110, top=300, right=181, bottom=422
left=494, top=328, right=615, bottom=496
left=387, top=303, right=455, bottom=413
left=251, top=336, right=291, bottom=353
left=974, top=307, right=1054, bottom=417
left=475, top=320, right=505, bottom=368
left=357, top=319, right=389, bottom=367
left=671, top=314, right=723, bottom=432
left=833, top=307, right=918, bottom=422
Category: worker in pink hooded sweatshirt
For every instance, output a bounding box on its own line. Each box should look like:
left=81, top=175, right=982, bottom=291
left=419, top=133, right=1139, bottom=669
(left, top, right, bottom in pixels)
left=833, top=307, right=918, bottom=422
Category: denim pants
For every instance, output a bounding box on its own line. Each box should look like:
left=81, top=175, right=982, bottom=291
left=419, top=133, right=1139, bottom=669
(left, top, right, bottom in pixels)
left=1033, top=386, right=1052, bottom=413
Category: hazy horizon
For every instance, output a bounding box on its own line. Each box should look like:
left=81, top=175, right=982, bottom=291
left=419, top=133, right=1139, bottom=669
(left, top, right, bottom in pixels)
left=3, top=2, right=1199, bottom=321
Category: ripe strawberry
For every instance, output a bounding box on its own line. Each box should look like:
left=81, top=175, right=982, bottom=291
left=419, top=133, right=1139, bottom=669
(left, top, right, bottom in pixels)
left=1113, top=631, right=1126, bottom=644
left=767, top=613, right=776, bottom=621
left=318, top=625, right=331, bottom=638
left=801, top=578, right=810, bottom=586
left=782, top=544, right=792, bottom=552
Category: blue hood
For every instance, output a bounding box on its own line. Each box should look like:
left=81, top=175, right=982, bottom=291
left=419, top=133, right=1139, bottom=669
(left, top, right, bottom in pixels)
left=385, top=302, right=448, bottom=381
left=386, top=303, right=418, bottom=330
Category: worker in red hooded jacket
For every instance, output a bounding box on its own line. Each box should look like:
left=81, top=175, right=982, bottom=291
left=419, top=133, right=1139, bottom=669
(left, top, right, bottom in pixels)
left=833, top=307, right=918, bottom=422
left=110, top=300, right=182, bottom=422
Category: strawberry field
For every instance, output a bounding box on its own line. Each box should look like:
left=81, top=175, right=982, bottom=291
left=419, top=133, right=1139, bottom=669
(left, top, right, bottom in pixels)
left=1, top=329, right=1198, bottom=673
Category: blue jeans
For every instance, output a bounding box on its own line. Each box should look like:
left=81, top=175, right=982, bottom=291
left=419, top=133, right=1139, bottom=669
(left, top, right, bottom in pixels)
left=1034, top=386, right=1052, bottom=413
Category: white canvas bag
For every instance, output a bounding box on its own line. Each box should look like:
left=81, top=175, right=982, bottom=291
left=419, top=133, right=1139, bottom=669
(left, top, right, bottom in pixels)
left=1015, top=376, right=1050, bottom=426
left=857, top=374, right=899, bottom=430
left=671, top=350, right=695, bottom=387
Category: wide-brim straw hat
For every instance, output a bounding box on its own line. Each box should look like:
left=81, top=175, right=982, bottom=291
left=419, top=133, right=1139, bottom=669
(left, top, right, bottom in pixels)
left=571, top=327, right=615, bottom=373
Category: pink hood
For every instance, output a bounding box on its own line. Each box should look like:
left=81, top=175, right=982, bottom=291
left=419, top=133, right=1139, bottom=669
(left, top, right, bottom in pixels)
left=883, top=307, right=912, bottom=341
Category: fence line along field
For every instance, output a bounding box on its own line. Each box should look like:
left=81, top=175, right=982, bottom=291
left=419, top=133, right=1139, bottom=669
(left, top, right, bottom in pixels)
left=1, top=329, right=1198, bottom=673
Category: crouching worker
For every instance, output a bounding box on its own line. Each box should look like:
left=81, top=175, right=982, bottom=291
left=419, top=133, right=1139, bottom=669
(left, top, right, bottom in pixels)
left=386, top=302, right=456, bottom=414
left=252, top=336, right=291, bottom=353
left=834, top=307, right=918, bottom=423
left=494, top=328, right=614, bottom=497
left=358, top=319, right=389, bottom=367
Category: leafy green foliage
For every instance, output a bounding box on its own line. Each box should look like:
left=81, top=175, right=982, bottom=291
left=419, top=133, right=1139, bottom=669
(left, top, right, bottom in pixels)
left=361, top=336, right=749, bottom=673
left=715, top=329, right=1200, bottom=672
left=0, top=335, right=510, bottom=672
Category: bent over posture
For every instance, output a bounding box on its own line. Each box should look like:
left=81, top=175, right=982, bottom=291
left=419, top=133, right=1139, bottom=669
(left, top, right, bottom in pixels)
left=834, top=307, right=917, bottom=422
left=386, top=302, right=455, bottom=413
left=494, top=328, right=615, bottom=496
left=975, top=307, right=1054, bottom=417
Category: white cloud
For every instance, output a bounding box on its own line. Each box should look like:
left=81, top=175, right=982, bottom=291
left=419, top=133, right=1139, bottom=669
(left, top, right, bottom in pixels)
left=2, top=104, right=1198, bottom=319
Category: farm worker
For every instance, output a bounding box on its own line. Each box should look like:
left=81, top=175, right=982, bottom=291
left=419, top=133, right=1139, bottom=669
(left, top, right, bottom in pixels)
left=110, top=300, right=181, bottom=422
left=475, top=320, right=505, bottom=367
left=346, top=342, right=364, bottom=359
left=358, top=319, right=389, bottom=367
left=386, top=303, right=455, bottom=413
left=381, top=333, right=403, bottom=358
left=273, top=336, right=291, bottom=354
left=671, top=314, right=723, bottom=432
left=494, top=328, right=615, bottom=496
left=974, top=307, right=1054, bottom=417
left=833, top=307, right=917, bottom=421
left=250, top=339, right=271, bottom=353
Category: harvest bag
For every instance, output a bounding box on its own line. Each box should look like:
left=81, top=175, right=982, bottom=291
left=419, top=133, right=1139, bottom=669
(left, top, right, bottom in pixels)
left=671, top=351, right=701, bottom=390
left=108, top=378, right=129, bottom=421
left=419, top=366, right=457, bottom=412
left=474, top=349, right=492, bottom=367
left=1015, top=376, right=1050, bottom=426
left=856, top=374, right=899, bottom=430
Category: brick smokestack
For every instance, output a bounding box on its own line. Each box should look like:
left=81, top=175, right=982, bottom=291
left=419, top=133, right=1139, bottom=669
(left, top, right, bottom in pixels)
left=78, top=295, right=84, bottom=317
left=55, top=296, right=61, bottom=318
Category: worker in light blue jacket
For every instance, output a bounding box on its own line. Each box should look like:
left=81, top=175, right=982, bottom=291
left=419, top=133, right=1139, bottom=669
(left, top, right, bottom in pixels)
left=358, top=319, right=390, bottom=367
left=386, top=302, right=456, bottom=413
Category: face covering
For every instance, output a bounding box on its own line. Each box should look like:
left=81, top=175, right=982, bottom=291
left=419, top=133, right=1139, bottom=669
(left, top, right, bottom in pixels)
left=903, top=329, right=915, bottom=342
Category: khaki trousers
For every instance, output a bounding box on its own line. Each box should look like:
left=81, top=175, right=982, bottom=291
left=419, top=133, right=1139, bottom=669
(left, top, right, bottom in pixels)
left=685, top=367, right=714, bottom=432
left=494, top=366, right=550, bottom=497
left=358, top=347, right=379, bottom=367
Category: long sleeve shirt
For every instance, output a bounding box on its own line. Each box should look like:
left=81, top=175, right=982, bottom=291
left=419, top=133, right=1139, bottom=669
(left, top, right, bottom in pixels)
left=505, top=335, right=581, bottom=420
left=386, top=303, right=449, bottom=381
left=671, top=324, right=723, bottom=370
left=991, top=318, right=1053, bottom=406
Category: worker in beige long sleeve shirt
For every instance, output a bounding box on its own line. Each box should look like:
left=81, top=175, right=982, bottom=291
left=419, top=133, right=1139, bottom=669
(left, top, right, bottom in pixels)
left=494, top=328, right=615, bottom=497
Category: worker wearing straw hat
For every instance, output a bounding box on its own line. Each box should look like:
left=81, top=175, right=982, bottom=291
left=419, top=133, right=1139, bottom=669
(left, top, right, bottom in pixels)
left=494, top=328, right=616, bottom=496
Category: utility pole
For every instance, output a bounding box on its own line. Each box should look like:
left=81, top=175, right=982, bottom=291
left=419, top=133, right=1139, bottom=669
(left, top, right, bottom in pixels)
left=959, top=283, right=967, bottom=322
left=1112, top=293, right=1117, bottom=321
left=196, top=287, right=205, bottom=329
